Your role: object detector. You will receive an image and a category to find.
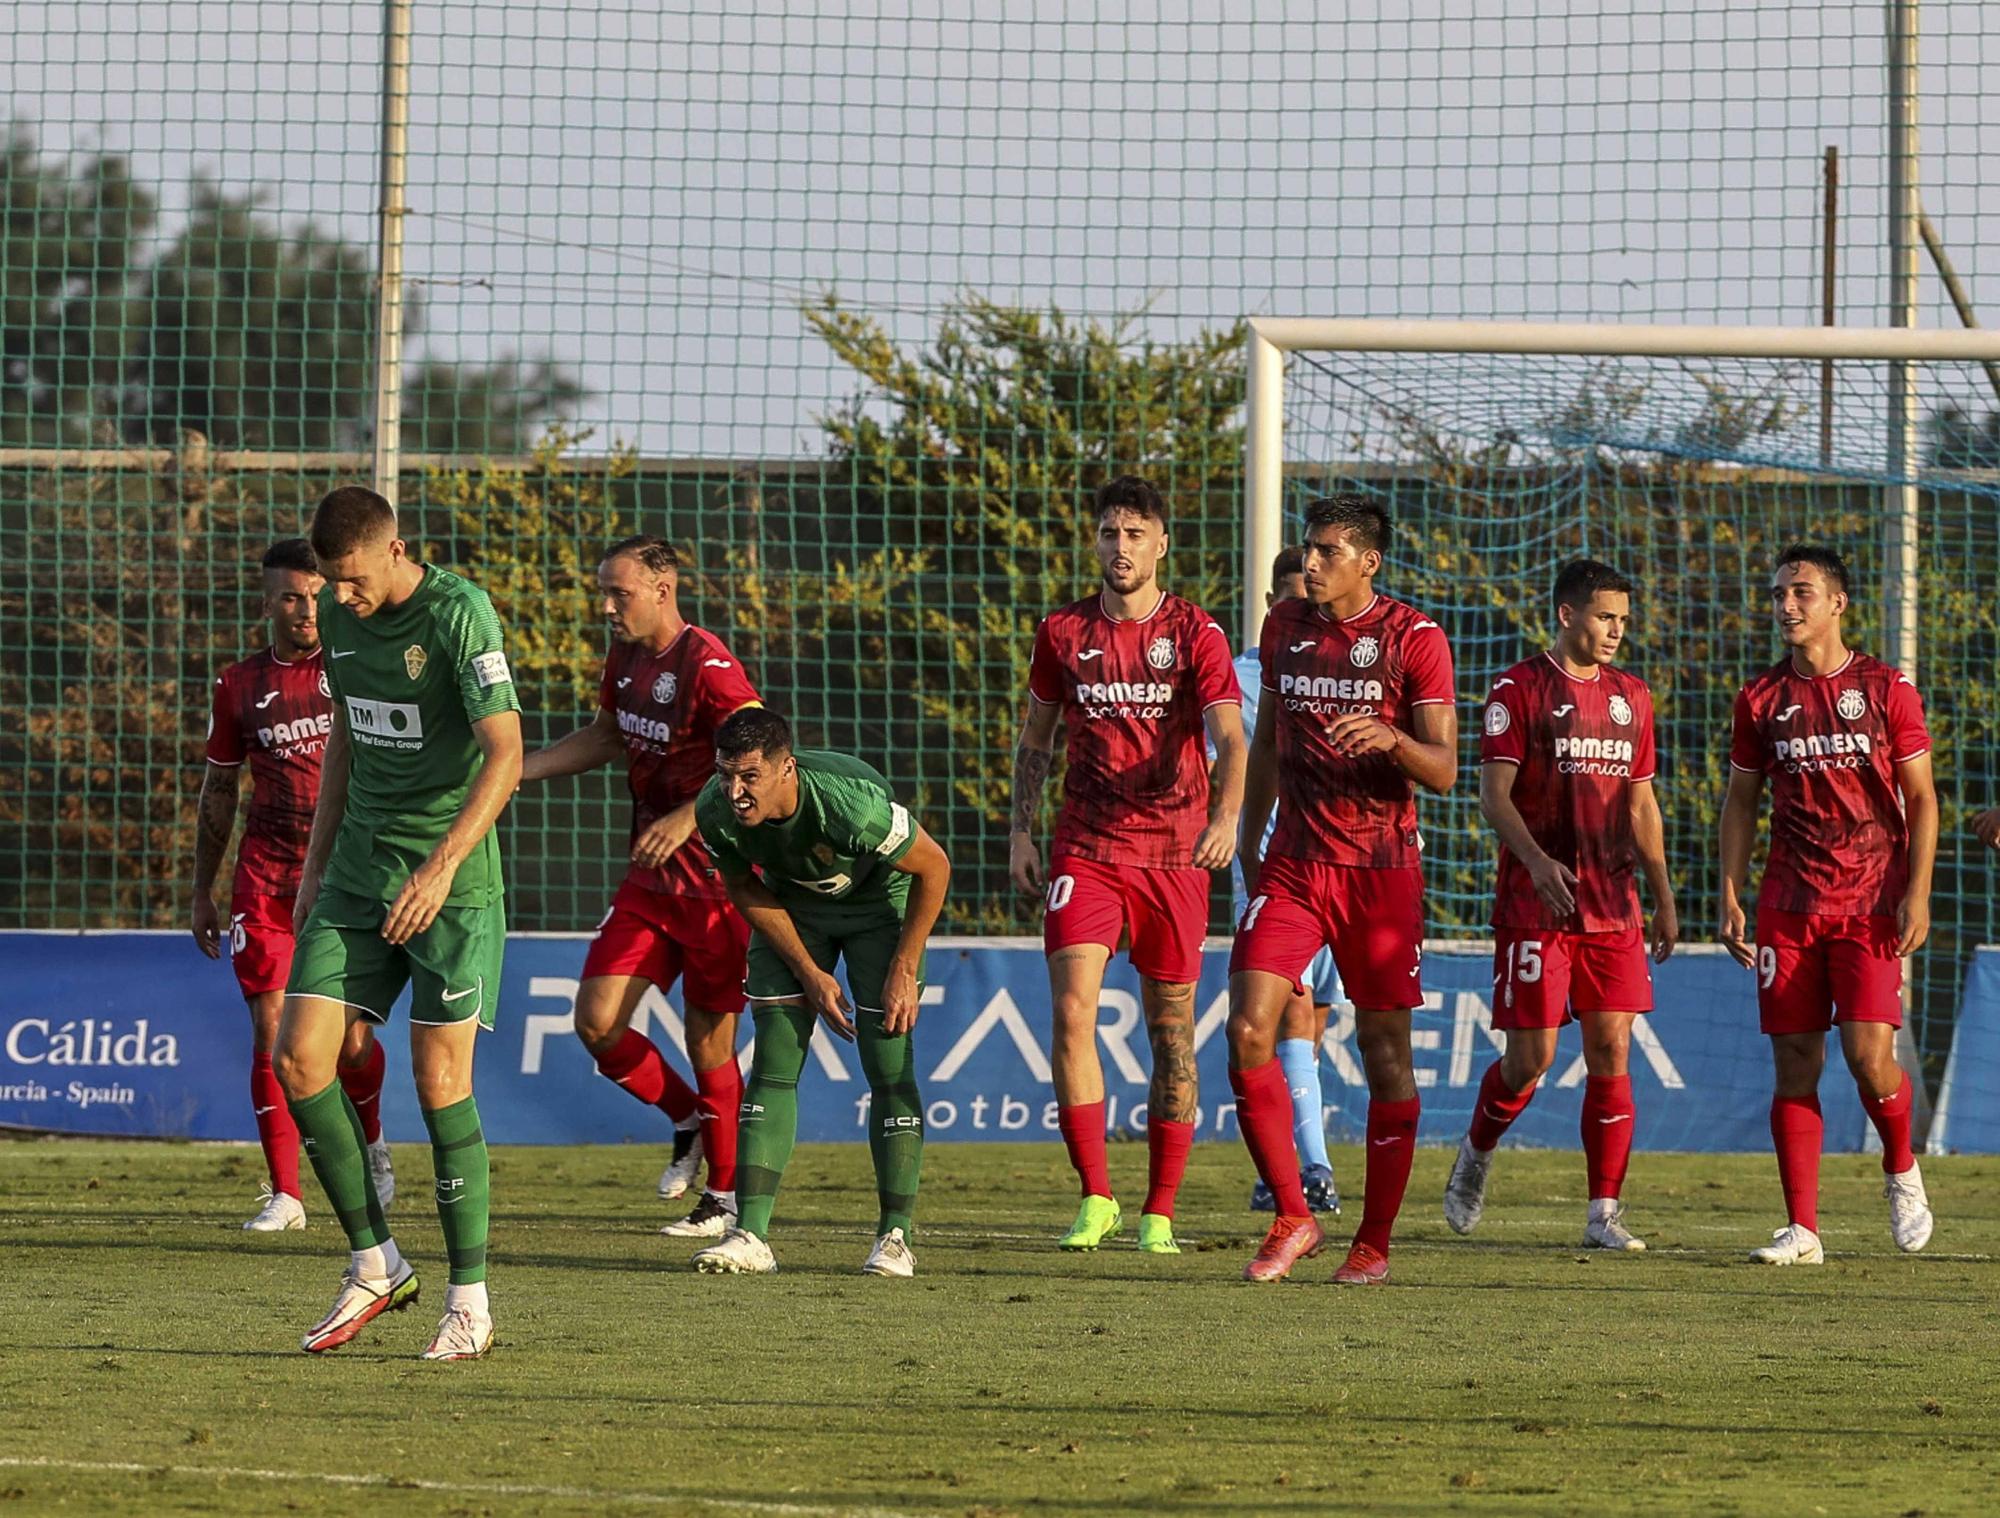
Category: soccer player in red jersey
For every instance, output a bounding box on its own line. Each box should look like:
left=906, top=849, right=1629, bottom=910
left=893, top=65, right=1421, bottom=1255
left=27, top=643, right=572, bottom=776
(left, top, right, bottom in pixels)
left=518, top=536, right=762, bottom=1238
left=1720, top=544, right=1938, bottom=1264
left=1443, top=560, right=1679, bottom=1251
left=1228, top=495, right=1458, bottom=1284
left=191, top=539, right=390, bottom=1231
left=1009, top=475, right=1246, bottom=1255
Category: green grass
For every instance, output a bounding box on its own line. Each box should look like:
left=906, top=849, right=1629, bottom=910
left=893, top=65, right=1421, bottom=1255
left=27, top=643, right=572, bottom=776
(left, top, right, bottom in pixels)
left=2, top=1138, right=1997, bottom=1517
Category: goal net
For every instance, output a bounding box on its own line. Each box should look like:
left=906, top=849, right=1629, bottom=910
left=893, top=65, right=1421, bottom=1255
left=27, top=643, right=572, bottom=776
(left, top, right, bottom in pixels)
left=1252, top=321, right=2000, bottom=1118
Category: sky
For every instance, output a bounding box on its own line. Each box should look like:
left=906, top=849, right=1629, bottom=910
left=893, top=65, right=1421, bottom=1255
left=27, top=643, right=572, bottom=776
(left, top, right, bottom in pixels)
left=9, top=0, right=2000, bottom=457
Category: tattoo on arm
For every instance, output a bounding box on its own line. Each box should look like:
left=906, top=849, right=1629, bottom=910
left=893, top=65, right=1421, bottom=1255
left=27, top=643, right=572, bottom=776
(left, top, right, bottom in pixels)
left=1010, top=741, right=1052, bottom=835
left=192, top=769, right=238, bottom=893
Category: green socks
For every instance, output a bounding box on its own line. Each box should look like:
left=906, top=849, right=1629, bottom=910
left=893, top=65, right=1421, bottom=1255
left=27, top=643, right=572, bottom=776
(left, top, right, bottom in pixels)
left=289, top=1080, right=388, bottom=1251
left=858, top=1011, right=924, bottom=1238
left=737, top=1005, right=808, bottom=1239
left=421, top=1095, right=490, bottom=1285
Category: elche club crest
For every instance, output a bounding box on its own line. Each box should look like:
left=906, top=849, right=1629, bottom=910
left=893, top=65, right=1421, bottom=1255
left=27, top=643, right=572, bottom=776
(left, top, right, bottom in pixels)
left=1837, top=687, right=1866, bottom=721
left=1607, top=693, right=1633, bottom=726
left=652, top=672, right=678, bottom=705
left=1146, top=636, right=1176, bottom=670
left=1484, top=701, right=1510, bottom=736
left=404, top=644, right=427, bottom=681
left=1349, top=634, right=1380, bottom=669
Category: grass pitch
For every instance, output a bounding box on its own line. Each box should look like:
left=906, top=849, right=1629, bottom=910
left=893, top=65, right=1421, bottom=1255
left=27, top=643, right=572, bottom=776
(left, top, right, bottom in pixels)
left=2, top=1137, right=1996, bottom=1517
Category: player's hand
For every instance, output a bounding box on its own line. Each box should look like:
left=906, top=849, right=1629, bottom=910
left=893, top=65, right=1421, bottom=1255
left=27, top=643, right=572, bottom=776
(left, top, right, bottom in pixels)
left=1526, top=854, right=1578, bottom=920
left=382, top=857, right=455, bottom=945
left=1896, top=893, right=1931, bottom=958
left=1719, top=896, right=1755, bottom=969
left=1973, top=808, right=2000, bottom=850
left=1323, top=712, right=1399, bottom=758
left=1649, top=899, right=1680, bottom=963
left=630, top=810, right=696, bottom=870
left=803, top=969, right=856, bottom=1042
left=881, top=956, right=923, bottom=1035
left=1191, top=815, right=1238, bottom=872
left=190, top=894, right=223, bottom=959
left=1009, top=833, right=1045, bottom=897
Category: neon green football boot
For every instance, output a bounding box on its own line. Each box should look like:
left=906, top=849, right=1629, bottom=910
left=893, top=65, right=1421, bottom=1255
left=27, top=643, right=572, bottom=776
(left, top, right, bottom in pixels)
left=1058, top=1195, right=1123, bottom=1250
left=1136, top=1213, right=1181, bottom=1254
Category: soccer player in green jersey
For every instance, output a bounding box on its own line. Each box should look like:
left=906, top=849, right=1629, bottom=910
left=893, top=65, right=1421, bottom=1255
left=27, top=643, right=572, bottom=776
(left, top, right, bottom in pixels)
left=273, top=486, right=523, bottom=1361
left=687, top=708, right=952, bottom=1277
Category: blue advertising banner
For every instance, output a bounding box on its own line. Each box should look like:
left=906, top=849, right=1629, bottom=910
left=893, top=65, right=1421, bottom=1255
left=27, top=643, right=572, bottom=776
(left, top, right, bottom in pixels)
left=2, top=932, right=1880, bottom=1152
left=1930, top=946, right=2000, bottom=1155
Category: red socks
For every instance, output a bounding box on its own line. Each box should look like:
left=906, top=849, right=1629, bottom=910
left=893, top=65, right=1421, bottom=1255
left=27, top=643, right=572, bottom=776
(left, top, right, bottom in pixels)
left=250, top=1050, right=301, bottom=1199
left=1466, top=1062, right=1537, bottom=1152
left=337, top=1037, right=388, bottom=1145
left=1770, top=1094, right=1824, bottom=1232
left=1355, top=1096, right=1421, bottom=1255
left=1581, top=1073, right=1635, bottom=1200
left=1230, top=1061, right=1308, bottom=1218
left=595, top=1027, right=700, bottom=1123
left=1057, top=1101, right=1112, bottom=1199
left=1142, top=1118, right=1194, bottom=1219
left=695, top=1060, right=743, bottom=1192
left=1865, top=1072, right=1916, bottom=1174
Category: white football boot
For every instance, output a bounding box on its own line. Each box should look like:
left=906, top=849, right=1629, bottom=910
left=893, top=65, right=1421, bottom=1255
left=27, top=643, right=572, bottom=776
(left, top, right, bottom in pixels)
left=1884, top=1164, right=1934, bottom=1253
left=657, top=1125, right=704, bottom=1201
left=367, top=1139, right=396, bottom=1212
left=421, top=1303, right=494, bottom=1361
left=862, top=1227, right=915, bottom=1278
left=1581, top=1201, right=1647, bottom=1252
left=692, top=1227, right=778, bottom=1274
left=1442, top=1138, right=1493, bottom=1236
left=660, top=1190, right=737, bottom=1239
left=244, top=1186, right=306, bottom=1232
left=1749, top=1223, right=1825, bottom=1265
left=300, top=1258, right=419, bottom=1352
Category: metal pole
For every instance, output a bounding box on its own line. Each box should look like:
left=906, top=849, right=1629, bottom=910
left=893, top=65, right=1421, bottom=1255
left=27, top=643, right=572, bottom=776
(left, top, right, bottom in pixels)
left=1885, top=0, right=1921, bottom=681
left=1918, top=212, right=2000, bottom=407
left=1243, top=329, right=1286, bottom=651
left=371, top=0, right=414, bottom=508
left=1820, top=146, right=1839, bottom=468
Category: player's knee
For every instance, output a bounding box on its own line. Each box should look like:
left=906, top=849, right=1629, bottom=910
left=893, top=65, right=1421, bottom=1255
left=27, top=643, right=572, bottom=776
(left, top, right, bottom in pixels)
left=1502, top=1043, right=1554, bottom=1087
left=271, top=1045, right=322, bottom=1103
left=571, top=1000, right=624, bottom=1053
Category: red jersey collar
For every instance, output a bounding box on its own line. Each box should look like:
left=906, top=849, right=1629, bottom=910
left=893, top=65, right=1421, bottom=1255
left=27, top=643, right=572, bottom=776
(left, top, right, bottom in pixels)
left=268, top=645, right=324, bottom=667
left=1543, top=650, right=1602, bottom=683
left=1314, top=593, right=1379, bottom=625
left=1098, top=590, right=1166, bottom=625
left=1789, top=650, right=1855, bottom=682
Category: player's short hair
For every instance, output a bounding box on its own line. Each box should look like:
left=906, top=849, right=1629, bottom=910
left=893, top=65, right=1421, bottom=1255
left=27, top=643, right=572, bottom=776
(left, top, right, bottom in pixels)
left=309, top=486, right=397, bottom=560
left=1552, top=558, right=1636, bottom=611
left=1095, top=474, right=1167, bottom=526
left=715, top=706, right=793, bottom=764
left=1302, top=495, right=1391, bottom=555
left=604, top=534, right=680, bottom=575
left=1775, top=542, right=1850, bottom=595
left=1270, top=546, right=1305, bottom=591
left=260, top=538, right=318, bottom=575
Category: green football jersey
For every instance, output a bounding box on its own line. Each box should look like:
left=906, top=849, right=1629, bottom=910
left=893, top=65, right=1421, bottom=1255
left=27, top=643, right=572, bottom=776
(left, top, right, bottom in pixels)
left=695, top=749, right=918, bottom=925
left=319, top=564, right=520, bottom=906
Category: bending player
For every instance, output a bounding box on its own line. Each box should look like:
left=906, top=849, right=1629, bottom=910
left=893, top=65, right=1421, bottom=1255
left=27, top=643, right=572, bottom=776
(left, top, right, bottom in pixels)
left=1443, top=560, right=1678, bottom=1250
left=1228, top=495, right=1458, bottom=1284
left=1009, top=475, right=1244, bottom=1254
left=1233, top=547, right=1341, bottom=1218
left=518, top=536, right=760, bottom=1238
left=689, top=710, right=951, bottom=1277
left=1720, top=544, right=1937, bottom=1264
left=274, top=486, right=522, bottom=1360
left=192, top=538, right=392, bottom=1230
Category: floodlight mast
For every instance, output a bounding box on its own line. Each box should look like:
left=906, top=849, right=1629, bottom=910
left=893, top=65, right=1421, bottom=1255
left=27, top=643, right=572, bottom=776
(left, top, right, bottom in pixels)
left=1240, top=317, right=2000, bottom=657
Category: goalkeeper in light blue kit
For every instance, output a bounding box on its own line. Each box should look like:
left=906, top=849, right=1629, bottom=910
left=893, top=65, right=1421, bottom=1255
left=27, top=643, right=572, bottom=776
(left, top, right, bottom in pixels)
left=1229, top=547, right=1342, bottom=1215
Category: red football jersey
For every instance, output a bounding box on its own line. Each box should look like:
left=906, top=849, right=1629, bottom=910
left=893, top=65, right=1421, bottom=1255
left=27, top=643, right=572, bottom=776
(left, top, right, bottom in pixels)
left=600, top=624, right=761, bottom=899
left=1259, top=593, right=1457, bottom=869
left=1027, top=592, right=1241, bottom=869
left=1480, top=653, right=1657, bottom=932
left=1729, top=651, right=1930, bottom=917
left=204, top=647, right=333, bottom=896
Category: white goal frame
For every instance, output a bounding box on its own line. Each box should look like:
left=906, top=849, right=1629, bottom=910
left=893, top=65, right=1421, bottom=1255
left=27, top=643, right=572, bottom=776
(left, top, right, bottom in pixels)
left=1242, top=317, right=2000, bottom=662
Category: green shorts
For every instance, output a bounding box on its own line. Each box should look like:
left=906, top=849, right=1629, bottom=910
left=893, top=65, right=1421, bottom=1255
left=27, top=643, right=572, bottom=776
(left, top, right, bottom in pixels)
left=289, top=885, right=505, bottom=1030
left=745, top=915, right=924, bottom=1013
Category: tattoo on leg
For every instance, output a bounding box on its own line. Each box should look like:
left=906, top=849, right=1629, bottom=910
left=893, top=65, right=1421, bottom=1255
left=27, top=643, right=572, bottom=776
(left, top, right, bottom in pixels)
left=1146, top=983, right=1199, bottom=1122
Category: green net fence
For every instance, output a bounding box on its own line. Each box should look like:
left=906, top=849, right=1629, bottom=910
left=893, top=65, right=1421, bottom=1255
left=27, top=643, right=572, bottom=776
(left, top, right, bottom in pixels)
left=4, top=0, right=1999, bottom=1073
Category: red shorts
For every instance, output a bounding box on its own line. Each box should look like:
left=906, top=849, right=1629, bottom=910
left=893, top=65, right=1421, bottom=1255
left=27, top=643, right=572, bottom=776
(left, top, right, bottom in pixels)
left=1755, top=906, right=1902, bottom=1036
left=581, top=879, right=750, bottom=1014
left=228, top=892, right=297, bottom=998
left=1491, top=925, right=1653, bottom=1030
left=1041, top=853, right=1209, bottom=984
left=1228, top=854, right=1424, bottom=1010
